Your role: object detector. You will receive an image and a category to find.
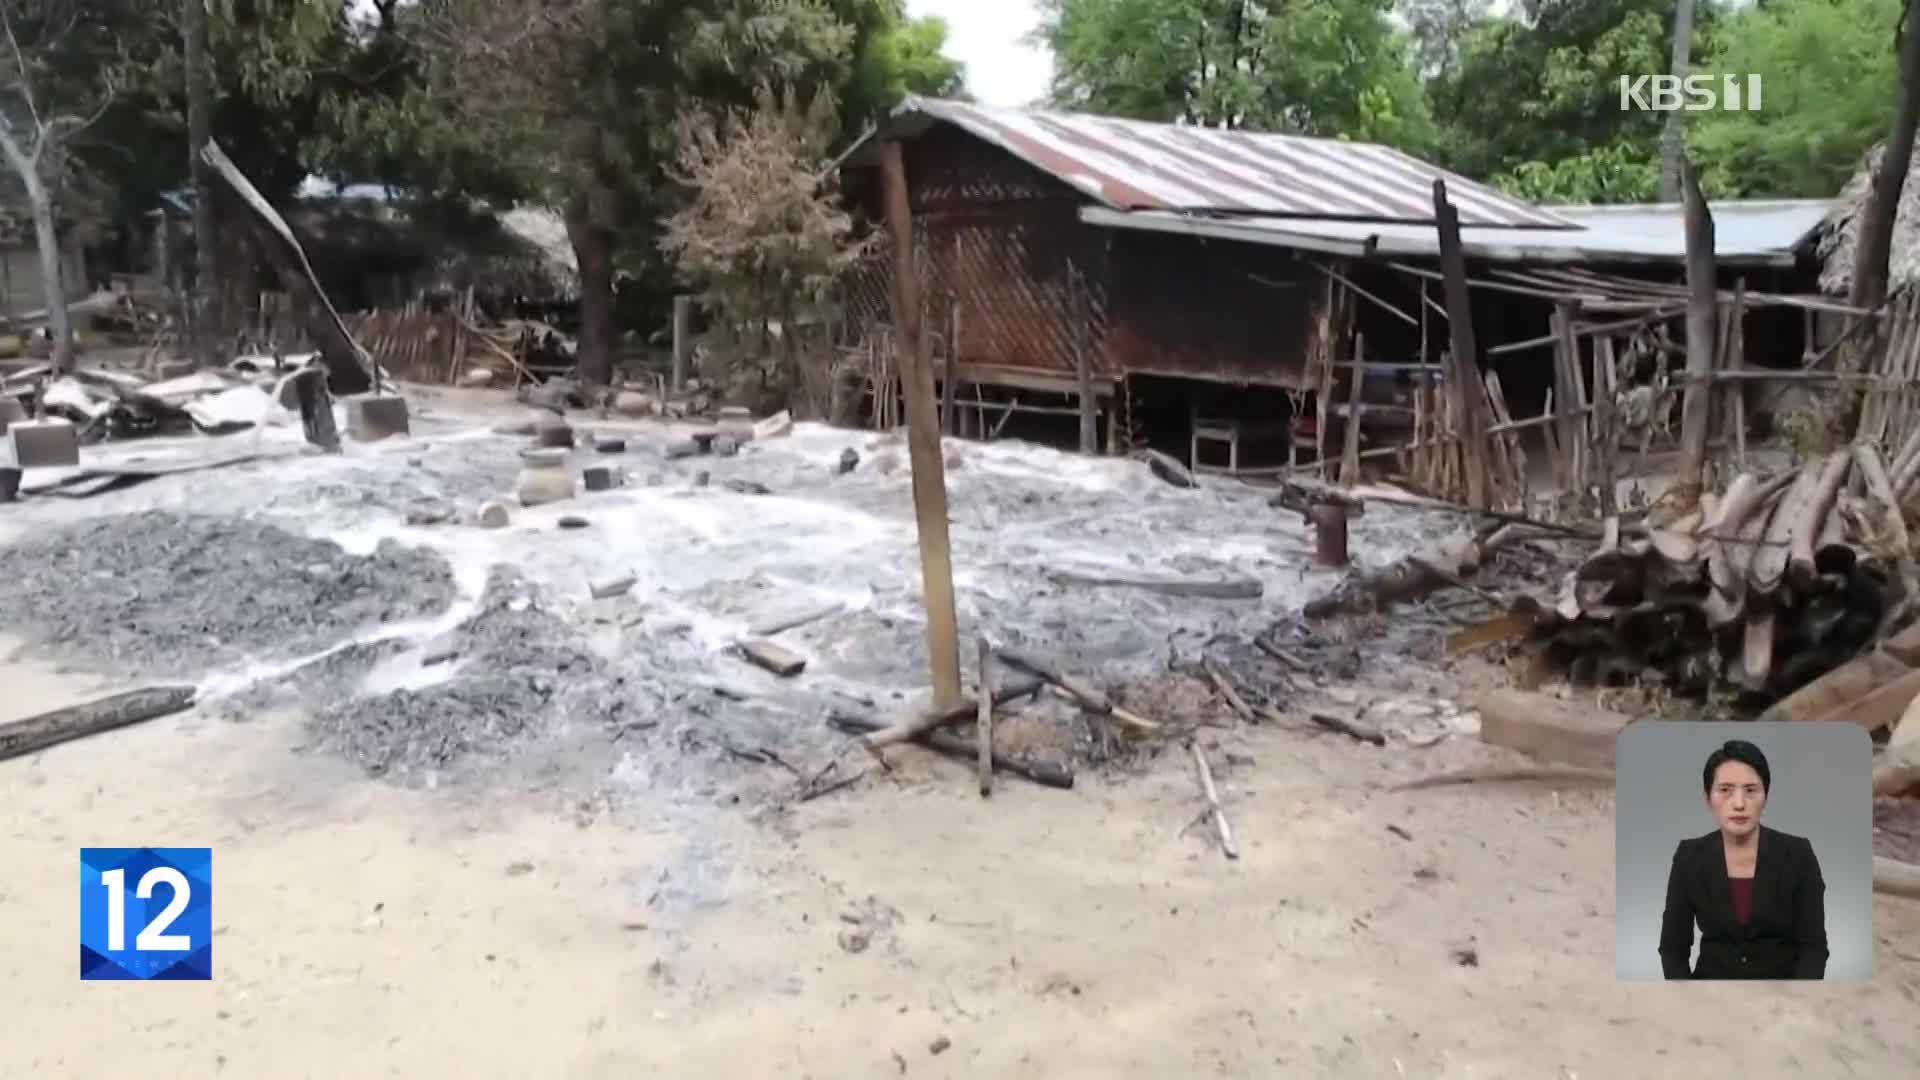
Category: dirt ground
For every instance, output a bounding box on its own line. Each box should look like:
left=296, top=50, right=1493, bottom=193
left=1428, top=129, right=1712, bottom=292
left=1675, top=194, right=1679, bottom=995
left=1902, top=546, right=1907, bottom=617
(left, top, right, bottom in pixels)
left=5, top=388, right=1920, bottom=1077
left=6, top=639, right=1920, bottom=1079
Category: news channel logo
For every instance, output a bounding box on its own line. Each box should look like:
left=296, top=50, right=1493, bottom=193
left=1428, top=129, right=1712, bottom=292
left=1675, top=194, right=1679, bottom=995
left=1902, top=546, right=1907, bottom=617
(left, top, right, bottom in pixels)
left=1619, top=74, right=1763, bottom=113
left=80, top=847, right=212, bottom=980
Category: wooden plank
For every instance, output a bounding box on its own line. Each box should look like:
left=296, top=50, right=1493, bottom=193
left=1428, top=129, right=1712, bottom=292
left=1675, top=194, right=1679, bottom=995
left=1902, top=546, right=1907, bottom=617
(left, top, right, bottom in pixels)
left=880, top=138, right=964, bottom=709
left=1468, top=689, right=1631, bottom=771
left=1812, top=667, right=1920, bottom=732
left=739, top=639, right=806, bottom=678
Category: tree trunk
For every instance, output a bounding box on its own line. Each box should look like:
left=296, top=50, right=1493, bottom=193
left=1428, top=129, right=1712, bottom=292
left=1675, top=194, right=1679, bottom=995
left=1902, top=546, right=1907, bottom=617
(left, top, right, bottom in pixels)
left=24, top=171, right=73, bottom=371
left=565, top=206, right=615, bottom=388
left=185, top=0, right=221, bottom=366
left=1658, top=0, right=1697, bottom=202
left=1852, top=0, right=1920, bottom=314
left=1676, top=157, right=1719, bottom=504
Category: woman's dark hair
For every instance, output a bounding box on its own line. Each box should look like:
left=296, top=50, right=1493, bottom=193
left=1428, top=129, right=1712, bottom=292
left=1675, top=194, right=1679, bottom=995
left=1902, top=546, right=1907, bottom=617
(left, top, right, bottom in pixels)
left=1703, top=739, right=1770, bottom=794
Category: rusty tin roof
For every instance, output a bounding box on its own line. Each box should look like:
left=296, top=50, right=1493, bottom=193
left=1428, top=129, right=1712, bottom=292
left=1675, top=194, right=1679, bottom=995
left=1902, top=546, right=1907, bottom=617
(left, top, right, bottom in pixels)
left=866, top=96, right=1575, bottom=230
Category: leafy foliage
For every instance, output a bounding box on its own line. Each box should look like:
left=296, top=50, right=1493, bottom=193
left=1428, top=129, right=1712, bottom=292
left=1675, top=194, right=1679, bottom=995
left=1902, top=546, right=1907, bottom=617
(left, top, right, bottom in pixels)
left=660, top=85, right=876, bottom=413
left=1429, top=0, right=1683, bottom=195
left=1691, top=0, right=1903, bottom=198
left=1037, top=0, right=1435, bottom=148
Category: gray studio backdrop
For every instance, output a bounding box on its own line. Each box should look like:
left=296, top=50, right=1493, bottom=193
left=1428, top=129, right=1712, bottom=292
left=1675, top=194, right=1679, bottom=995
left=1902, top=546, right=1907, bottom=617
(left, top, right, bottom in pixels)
left=1615, top=721, right=1874, bottom=980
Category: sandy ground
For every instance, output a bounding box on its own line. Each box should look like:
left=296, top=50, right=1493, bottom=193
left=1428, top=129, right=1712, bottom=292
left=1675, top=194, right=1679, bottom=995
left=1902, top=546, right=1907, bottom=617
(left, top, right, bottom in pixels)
left=5, top=389, right=1920, bottom=1077
left=6, top=640, right=1920, bottom=1079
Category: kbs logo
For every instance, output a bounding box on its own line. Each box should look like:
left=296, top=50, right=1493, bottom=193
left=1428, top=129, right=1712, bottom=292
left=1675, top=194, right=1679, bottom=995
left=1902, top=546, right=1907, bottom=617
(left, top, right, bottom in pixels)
left=1619, top=74, right=1763, bottom=112
left=80, top=847, right=212, bottom=980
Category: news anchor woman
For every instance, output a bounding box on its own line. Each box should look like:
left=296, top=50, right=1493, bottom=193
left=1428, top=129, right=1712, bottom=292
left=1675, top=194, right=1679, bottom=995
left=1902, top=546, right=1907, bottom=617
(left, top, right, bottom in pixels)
left=1658, top=740, right=1828, bottom=979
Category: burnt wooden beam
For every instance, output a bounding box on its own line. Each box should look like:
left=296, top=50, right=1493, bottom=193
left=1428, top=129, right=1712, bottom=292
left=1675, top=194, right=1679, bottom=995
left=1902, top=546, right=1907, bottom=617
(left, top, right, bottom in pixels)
left=1431, top=180, right=1490, bottom=508
left=879, top=138, right=964, bottom=709
left=1676, top=157, right=1719, bottom=504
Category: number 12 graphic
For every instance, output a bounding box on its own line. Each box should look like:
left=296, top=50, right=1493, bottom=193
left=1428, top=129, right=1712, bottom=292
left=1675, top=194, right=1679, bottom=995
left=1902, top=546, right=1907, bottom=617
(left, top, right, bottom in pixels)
left=80, top=848, right=213, bottom=980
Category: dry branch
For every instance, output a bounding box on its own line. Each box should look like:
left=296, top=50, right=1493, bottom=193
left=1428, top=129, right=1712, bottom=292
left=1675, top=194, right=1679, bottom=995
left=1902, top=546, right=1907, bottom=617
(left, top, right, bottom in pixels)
left=860, top=677, right=1042, bottom=750
left=830, top=709, right=1072, bottom=789
left=1190, top=742, right=1239, bottom=859
left=0, top=686, right=197, bottom=762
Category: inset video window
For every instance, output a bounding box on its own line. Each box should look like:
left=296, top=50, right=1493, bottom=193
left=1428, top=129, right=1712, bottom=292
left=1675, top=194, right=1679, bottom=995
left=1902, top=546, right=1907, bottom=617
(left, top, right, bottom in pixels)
left=1615, top=721, right=1872, bottom=980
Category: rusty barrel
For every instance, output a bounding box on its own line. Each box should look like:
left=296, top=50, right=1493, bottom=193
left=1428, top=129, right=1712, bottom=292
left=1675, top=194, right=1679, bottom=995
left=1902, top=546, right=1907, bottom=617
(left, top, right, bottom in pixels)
left=1307, top=501, right=1349, bottom=567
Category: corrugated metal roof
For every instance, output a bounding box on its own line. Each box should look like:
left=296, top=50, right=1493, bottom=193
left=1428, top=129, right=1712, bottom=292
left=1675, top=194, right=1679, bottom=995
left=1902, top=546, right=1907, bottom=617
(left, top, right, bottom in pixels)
left=1081, top=197, right=1832, bottom=267
left=1546, top=199, right=1831, bottom=257
left=869, top=96, right=1576, bottom=229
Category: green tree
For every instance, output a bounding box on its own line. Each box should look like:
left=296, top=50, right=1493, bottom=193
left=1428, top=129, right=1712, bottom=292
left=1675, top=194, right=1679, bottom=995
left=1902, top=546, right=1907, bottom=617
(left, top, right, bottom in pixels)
left=845, top=6, right=967, bottom=125
left=1430, top=0, right=1696, bottom=198
left=1036, top=0, right=1434, bottom=149
left=423, top=0, right=860, bottom=384
left=1691, top=0, right=1902, bottom=198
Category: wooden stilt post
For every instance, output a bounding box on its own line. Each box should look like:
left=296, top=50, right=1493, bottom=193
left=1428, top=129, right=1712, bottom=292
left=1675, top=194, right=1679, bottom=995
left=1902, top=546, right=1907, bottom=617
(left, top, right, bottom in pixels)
left=880, top=139, right=963, bottom=709
left=1072, top=259, right=1098, bottom=454
left=1432, top=180, right=1490, bottom=509
left=671, top=294, right=691, bottom=393
left=1676, top=157, right=1720, bottom=505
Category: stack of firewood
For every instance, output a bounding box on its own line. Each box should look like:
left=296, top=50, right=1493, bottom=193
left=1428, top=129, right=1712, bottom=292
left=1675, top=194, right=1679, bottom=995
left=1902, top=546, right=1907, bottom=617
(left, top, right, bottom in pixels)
left=1514, top=439, right=1920, bottom=701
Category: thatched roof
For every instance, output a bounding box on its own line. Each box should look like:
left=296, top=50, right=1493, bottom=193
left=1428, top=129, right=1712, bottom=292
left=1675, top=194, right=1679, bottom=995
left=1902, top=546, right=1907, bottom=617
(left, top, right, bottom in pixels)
left=1816, top=141, right=1920, bottom=297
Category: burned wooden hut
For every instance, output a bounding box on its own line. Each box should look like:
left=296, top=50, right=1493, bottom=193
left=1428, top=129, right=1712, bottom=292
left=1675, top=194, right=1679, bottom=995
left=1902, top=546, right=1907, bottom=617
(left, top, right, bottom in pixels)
left=836, top=98, right=1846, bottom=497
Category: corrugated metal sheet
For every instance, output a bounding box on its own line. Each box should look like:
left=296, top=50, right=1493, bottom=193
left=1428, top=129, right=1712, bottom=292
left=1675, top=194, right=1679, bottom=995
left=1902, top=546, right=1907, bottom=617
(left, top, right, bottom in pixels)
left=1546, top=199, right=1829, bottom=258
left=1082, top=199, right=1830, bottom=267
left=877, top=96, right=1575, bottom=229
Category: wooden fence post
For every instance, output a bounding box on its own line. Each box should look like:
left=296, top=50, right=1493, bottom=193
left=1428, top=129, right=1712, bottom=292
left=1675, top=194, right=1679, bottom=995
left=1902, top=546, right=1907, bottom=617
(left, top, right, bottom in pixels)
left=880, top=138, right=963, bottom=709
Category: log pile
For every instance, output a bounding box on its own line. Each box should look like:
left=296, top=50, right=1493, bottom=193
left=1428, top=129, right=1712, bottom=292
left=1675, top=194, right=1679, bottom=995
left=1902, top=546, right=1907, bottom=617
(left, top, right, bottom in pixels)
left=1509, top=441, right=1920, bottom=702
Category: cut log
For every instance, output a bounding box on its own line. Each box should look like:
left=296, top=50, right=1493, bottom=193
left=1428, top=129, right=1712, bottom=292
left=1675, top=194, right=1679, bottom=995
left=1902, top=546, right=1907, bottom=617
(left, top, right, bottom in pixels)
left=861, top=677, right=1042, bottom=750
left=739, top=639, right=807, bottom=677
left=1873, top=755, right=1920, bottom=796
left=1048, top=571, right=1263, bottom=600
left=1857, top=446, right=1912, bottom=552
left=1787, top=452, right=1852, bottom=589
left=1303, top=524, right=1522, bottom=618
left=1752, top=463, right=1825, bottom=596
left=1468, top=689, right=1631, bottom=771
left=1191, top=742, right=1239, bottom=859
left=1706, top=478, right=1790, bottom=627
left=1, top=685, right=197, bottom=762
left=1761, top=648, right=1912, bottom=722
left=830, top=707, right=1072, bottom=789
left=1875, top=856, right=1920, bottom=901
